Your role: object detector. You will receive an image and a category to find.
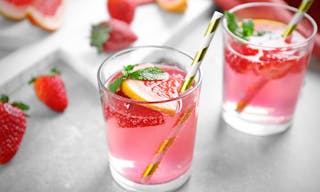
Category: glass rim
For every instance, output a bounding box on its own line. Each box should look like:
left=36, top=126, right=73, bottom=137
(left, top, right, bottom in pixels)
left=97, top=45, right=203, bottom=105
left=222, top=2, right=318, bottom=49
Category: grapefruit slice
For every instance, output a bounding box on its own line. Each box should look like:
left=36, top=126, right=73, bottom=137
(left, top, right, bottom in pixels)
left=27, top=0, right=65, bottom=31
left=0, top=0, right=33, bottom=20
left=156, top=0, right=187, bottom=13
left=0, top=0, right=64, bottom=31
left=120, top=65, right=185, bottom=115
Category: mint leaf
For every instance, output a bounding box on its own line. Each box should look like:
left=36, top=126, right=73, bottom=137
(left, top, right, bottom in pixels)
left=129, top=67, right=167, bottom=80
left=242, top=19, right=254, bottom=38
left=255, top=30, right=269, bottom=36
left=108, top=65, right=167, bottom=93
left=225, top=12, right=272, bottom=40
left=124, top=65, right=136, bottom=74
left=108, top=76, right=124, bottom=93
left=225, top=11, right=240, bottom=35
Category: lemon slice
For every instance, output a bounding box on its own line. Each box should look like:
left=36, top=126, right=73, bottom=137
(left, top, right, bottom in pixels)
left=120, top=65, right=184, bottom=115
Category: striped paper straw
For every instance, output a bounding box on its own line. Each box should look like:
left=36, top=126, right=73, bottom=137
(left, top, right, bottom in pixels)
left=140, top=11, right=224, bottom=183
left=236, top=0, right=314, bottom=112
left=180, top=11, right=224, bottom=92
left=282, top=0, right=313, bottom=38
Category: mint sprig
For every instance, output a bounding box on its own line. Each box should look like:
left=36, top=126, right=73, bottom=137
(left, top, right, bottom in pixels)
left=108, top=65, right=168, bottom=93
left=225, top=11, right=269, bottom=40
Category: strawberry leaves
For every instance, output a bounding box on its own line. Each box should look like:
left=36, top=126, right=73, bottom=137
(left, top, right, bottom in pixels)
left=0, top=95, right=29, bottom=112
left=90, top=24, right=112, bottom=53
left=108, top=65, right=168, bottom=93
left=90, top=19, right=137, bottom=53
left=0, top=95, right=9, bottom=103
left=241, top=19, right=254, bottom=38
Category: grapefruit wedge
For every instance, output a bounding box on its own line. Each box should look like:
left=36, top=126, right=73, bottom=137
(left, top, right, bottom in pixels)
left=0, top=0, right=64, bottom=31
left=120, top=65, right=185, bottom=115
left=156, top=0, right=187, bottom=13
left=0, top=0, right=33, bottom=20
left=28, top=0, right=65, bottom=31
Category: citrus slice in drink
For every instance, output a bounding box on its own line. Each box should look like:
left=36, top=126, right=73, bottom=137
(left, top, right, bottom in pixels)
left=120, top=65, right=185, bottom=115
left=156, top=0, right=187, bottom=13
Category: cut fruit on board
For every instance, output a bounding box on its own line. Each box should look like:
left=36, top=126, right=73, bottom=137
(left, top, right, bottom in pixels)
left=0, top=0, right=65, bottom=31
left=156, top=0, right=187, bottom=13
left=0, top=0, right=33, bottom=20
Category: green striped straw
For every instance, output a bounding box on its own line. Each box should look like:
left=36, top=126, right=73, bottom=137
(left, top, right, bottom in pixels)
left=236, top=0, right=313, bottom=112
left=140, top=11, right=224, bottom=183
left=282, top=0, right=313, bottom=38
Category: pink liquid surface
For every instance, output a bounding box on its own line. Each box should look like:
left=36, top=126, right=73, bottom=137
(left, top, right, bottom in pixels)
left=224, top=19, right=311, bottom=123
left=102, top=65, right=200, bottom=184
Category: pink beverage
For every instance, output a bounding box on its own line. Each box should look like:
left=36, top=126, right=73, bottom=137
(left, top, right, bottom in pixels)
left=222, top=3, right=317, bottom=136
left=98, top=46, right=202, bottom=191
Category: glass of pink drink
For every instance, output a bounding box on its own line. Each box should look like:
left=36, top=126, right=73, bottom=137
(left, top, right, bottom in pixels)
left=222, top=3, right=317, bottom=136
left=97, top=46, right=202, bottom=191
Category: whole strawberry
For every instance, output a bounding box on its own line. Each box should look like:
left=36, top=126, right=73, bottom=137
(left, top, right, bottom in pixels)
left=90, top=18, right=137, bottom=53
left=0, top=95, right=28, bottom=164
left=29, top=68, right=68, bottom=112
left=107, top=0, right=136, bottom=24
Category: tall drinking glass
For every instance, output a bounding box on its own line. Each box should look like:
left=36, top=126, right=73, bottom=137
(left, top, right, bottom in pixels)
left=222, top=3, right=317, bottom=136
left=97, top=46, right=202, bottom=191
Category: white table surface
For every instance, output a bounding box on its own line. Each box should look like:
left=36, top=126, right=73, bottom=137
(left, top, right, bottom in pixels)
left=1, top=0, right=320, bottom=191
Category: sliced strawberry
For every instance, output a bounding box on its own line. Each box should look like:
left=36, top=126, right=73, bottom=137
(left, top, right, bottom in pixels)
left=104, top=91, right=165, bottom=128
left=230, top=41, right=259, bottom=56
left=90, top=19, right=138, bottom=53
left=225, top=41, right=260, bottom=74
left=290, top=53, right=311, bottom=74
left=254, top=50, right=297, bottom=79
left=143, top=73, right=184, bottom=99
left=107, top=0, right=136, bottom=24
left=225, top=48, right=257, bottom=74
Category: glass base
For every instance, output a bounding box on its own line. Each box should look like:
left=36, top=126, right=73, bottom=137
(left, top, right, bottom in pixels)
left=222, top=110, right=291, bottom=136
left=110, top=165, right=191, bottom=192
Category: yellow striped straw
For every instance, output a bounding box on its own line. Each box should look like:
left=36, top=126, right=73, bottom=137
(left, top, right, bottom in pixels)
left=282, top=0, right=313, bottom=38
left=180, top=11, right=224, bottom=92
left=140, top=11, right=224, bottom=183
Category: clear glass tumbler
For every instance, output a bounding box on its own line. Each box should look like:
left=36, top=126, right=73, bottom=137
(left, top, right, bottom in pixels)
left=97, top=46, right=202, bottom=191
left=222, top=2, right=317, bottom=136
